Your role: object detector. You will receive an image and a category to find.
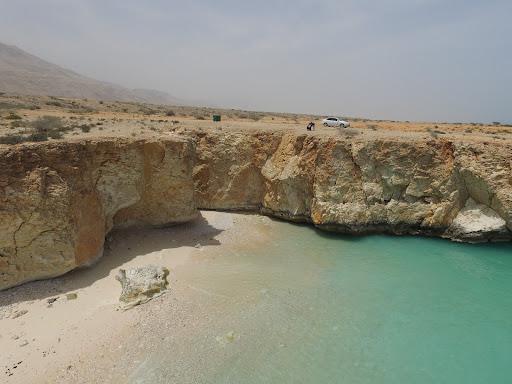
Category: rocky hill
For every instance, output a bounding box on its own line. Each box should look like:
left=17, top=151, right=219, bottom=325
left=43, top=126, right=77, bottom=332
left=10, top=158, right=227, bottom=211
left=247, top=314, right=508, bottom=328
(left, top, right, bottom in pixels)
left=1, top=130, right=511, bottom=289
left=0, top=42, right=183, bottom=104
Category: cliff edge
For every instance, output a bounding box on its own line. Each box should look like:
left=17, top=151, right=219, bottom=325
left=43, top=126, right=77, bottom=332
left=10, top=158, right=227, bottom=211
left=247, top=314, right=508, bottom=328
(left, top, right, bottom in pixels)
left=1, top=130, right=511, bottom=289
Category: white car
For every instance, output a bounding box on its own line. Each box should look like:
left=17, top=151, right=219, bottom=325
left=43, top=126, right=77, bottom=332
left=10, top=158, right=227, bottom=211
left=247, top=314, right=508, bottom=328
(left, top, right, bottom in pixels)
left=322, top=117, right=350, bottom=128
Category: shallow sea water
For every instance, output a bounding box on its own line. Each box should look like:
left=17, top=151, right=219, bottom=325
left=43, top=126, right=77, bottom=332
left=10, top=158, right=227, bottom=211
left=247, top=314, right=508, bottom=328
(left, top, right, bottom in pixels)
left=130, top=220, right=512, bottom=384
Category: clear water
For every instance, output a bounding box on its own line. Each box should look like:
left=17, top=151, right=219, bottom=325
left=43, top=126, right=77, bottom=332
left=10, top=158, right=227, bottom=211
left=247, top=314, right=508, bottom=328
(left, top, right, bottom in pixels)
left=131, top=221, right=512, bottom=384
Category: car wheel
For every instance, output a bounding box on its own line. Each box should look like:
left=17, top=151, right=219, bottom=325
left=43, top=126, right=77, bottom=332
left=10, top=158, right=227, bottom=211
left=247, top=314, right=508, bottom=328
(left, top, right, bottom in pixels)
left=323, top=123, right=328, bottom=127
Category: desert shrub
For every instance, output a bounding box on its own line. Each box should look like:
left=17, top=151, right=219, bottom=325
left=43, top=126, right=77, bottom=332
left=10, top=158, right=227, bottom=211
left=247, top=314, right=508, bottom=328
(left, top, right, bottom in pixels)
left=46, top=101, right=63, bottom=107
left=339, top=128, right=360, bottom=137
left=367, top=124, right=377, bottom=130
left=249, top=113, right=263, bottom=121
left=30, top=116, right=69, bottom=140
left=140, top=107, right=157, bottom=115
left=0, top=134, right=24, bottom=144
left=426, top=127, right=445, bottom=138
left=71, top=106, right=95, bottom=114
left=27, top=132, right=48, bottom=142
left=99, top=101, right=104, bottom=104
left=492, top=122, right=501, bottom=126
left=80, top=124, right=91, bottom=133
left=32, top=116, right=64, bottom=133
left=166, top=110, right=175, bottom=117
left=5, top=112, right=22, bottom=120
left=48, top=130, right=63, bottom=139
left=10, top=120, right=24, bottom=128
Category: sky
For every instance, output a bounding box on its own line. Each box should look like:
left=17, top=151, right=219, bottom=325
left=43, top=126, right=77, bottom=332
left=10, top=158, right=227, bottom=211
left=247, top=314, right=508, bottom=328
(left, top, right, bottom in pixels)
left=0, top=0, right=510, bottom=123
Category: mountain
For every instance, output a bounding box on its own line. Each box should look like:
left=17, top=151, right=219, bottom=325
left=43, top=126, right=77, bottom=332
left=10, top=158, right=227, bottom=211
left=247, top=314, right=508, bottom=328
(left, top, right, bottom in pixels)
left=0, top=42, right=184, bottom=105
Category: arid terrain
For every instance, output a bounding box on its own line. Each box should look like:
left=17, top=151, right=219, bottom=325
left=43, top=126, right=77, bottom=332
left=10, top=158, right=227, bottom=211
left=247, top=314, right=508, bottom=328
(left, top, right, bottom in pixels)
left=0, top=93, right=511, bottom=145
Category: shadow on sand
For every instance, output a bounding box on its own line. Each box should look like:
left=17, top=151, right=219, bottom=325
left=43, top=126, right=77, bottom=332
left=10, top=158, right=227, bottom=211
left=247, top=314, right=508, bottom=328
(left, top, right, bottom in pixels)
left=0, top=213, right=224, bottom=307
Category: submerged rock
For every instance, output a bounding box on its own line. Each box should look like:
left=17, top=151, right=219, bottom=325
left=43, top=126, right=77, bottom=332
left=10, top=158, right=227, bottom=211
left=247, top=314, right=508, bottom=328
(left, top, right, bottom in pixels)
left=115, top=265, right=169, bottom=309
left=446, top=198, right=510, bottom=242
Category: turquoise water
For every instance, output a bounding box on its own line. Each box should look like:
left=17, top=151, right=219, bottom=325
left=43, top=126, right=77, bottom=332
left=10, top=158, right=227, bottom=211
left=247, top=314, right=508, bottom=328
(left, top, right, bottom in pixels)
left=131, top=221, right=512, bottom=384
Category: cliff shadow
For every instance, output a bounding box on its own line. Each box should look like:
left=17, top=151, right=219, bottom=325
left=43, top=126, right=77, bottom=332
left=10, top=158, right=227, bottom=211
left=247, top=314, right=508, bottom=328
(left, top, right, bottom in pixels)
left=0, top=213, right=224, bottom=307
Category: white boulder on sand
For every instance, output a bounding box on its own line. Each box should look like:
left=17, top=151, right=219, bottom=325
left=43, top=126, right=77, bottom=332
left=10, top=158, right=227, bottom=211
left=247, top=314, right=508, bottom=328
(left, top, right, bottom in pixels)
left=115, top=265, right=170, bottom=309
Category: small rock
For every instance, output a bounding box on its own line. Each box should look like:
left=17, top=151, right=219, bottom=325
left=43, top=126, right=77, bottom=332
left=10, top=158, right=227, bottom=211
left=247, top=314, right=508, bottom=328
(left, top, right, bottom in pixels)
left=11, top=309, right=28, bottom=319
left=19, top=340, right=29, bottom=347
left=47, top=297, right=58, bottom=304
left=115, top=265, right=169, bottom=310
left=225, top=331, right=236, bottom=342
left=66, top=293, right=78, bottom=300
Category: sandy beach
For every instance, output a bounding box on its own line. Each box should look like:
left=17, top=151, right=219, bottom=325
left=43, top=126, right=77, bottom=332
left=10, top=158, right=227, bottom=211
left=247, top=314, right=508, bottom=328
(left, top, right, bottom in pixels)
left=1, top=211, right=277, bottom=383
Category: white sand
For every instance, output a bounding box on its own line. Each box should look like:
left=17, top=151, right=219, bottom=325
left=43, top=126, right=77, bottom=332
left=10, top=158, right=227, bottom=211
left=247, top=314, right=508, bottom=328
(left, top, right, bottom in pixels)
left=0, top=211, right=275, bottom=383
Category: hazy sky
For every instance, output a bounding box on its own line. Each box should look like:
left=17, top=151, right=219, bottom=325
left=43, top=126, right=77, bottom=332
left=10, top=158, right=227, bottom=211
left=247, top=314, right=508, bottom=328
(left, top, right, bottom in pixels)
left=0, top=0, right=510, bottom=122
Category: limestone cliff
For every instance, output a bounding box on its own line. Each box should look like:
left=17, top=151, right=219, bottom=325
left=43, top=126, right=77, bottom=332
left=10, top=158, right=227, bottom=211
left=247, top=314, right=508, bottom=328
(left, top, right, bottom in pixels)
left=0, top=137, right=196, bottom=289
left=1, top=131, right=511, bottom=289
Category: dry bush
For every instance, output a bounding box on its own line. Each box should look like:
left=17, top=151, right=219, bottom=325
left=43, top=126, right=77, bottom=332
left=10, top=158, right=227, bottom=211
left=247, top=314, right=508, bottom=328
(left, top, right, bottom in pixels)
left=5, top=112, right=22, bottom=120
left=31, top=116, right=70, bottom=139
left=46, top=101, right=63, bottom=107
left=32, top=116, right=64, bottom=132
left=339, top=128, right=360, bottom=137
left=0, top=134, right=24, bottom=144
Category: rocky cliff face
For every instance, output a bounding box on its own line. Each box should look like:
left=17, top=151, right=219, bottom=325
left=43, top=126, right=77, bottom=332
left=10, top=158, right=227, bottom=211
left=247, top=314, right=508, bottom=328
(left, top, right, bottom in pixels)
left=1, top=131, right=511, bottom=289
left=0, top=137, right=196, bottom=289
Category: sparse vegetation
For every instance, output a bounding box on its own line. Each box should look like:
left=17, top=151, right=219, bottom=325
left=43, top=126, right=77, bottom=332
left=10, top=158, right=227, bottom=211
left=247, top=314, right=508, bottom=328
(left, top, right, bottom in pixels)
left=27, top=132, right=49, bottom=142
left=46, top=101, right=63, bottom=107
left=426, top=127, right=446, bottom=138
left=339, top=128, right=360, bottom=136
left=0, top=134, right=24, bottom=144
left=10, top=120, right=24, bottom=128
left=5, top=112, right=22, bottom=120
left=32, top=115, right=64, bottom=132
